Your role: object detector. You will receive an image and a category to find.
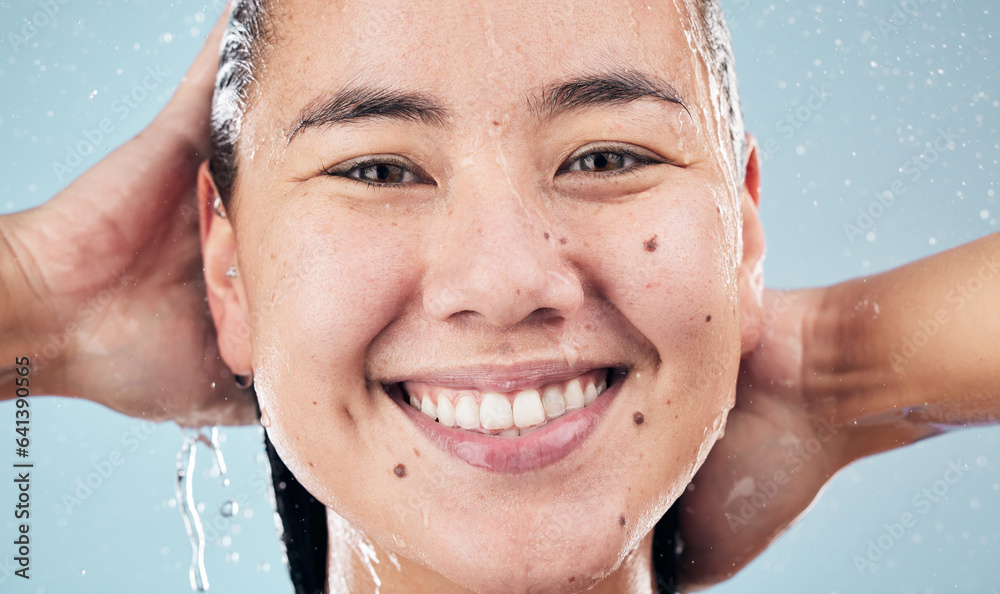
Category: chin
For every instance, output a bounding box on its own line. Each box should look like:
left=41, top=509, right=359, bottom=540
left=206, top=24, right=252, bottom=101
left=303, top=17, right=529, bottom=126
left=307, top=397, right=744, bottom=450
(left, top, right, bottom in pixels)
left=398, top=484, right=649, bottom=594
left=429, top=537, right=637, bottom=594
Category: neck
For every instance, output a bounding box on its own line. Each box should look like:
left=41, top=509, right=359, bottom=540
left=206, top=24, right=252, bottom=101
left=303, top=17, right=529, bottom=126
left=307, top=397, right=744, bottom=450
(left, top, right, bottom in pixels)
left=325, top=512, right=658, bottom=594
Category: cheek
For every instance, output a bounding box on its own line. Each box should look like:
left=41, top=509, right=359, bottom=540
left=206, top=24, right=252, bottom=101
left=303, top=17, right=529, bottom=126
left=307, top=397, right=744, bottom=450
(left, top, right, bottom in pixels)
left=572, top=188, right=737, bottom=361
left=241, top=204, right=423, bottom=501
left=568, top=187, right=739, bottom=477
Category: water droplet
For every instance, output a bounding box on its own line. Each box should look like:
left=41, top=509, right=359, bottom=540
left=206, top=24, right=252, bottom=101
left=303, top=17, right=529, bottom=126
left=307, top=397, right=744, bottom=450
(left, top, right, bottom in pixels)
left=81, top=569, right=86, bottom=576
left=387, top=551, right=402, bottom=571
left=220, top=499, right=239, bottom=518
left=260, top=407, right=271, bottom=428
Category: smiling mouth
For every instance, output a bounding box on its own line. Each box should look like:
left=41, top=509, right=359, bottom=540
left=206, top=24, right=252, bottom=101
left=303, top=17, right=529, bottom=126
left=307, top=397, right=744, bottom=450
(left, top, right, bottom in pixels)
left=386, top=367, right=620, bottom=438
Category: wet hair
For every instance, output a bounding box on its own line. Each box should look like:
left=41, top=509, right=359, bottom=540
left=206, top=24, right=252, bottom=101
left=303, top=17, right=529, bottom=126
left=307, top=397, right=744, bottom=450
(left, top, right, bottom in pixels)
left=208, top=0, right=746, bottom=206
left=208, top=0, right=271, bottom=205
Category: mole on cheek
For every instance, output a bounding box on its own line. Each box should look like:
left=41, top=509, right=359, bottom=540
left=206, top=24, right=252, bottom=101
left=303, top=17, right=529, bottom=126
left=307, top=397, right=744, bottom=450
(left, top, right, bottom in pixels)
left=544, top=232, right=550, bottom=240
left=633, top=411, right=645, bottom=425
left=643, top=235, right=658, bottom=252
left=706, top=315, right=712, bottom=322
left=618, top=514, right=626, bottom=527
left=394, top=463, right=407, bottom=478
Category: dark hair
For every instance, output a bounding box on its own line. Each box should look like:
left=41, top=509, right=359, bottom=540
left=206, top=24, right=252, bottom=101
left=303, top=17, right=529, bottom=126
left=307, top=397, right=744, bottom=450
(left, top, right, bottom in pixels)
left=209, top=0, right=271, bottom=205
left=208, top=0, right=746, bottom=207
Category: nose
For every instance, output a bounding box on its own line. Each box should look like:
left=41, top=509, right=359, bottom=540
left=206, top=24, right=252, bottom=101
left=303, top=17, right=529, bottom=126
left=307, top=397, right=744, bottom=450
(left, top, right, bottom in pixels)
left=422, top=175, right=584, bottom=328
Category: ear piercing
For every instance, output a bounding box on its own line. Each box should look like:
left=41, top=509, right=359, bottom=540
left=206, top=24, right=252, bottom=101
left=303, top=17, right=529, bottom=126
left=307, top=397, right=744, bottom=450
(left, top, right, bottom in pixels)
left=213, top=196, right=227, bottom=219
left=225, top=266, right=238, bottom=278
left=235, top=372, right=254, bottom=390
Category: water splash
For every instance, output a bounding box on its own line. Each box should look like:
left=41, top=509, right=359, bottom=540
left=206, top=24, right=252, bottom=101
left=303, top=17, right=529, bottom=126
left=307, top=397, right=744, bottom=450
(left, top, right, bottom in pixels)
left=174, top=427, right=233, bottom=592
left=176, top=431, right=210, bottom=591
left=327, top=509, right=392, bottom=594
left=207, top=426, right=228, bottom=477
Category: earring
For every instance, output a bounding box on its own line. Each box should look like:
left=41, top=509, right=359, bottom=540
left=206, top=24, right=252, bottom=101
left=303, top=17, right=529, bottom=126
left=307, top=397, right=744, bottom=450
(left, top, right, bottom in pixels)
left=225, top=265, right=238, bottom=278
left=235, top=373, right=253, bottom=390
left=213, top=196, right=227, bottom=219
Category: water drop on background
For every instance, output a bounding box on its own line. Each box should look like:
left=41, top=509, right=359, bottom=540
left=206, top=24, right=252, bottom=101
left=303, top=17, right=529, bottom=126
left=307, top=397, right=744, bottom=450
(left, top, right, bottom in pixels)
left=220, top=499, right=239, bottom=518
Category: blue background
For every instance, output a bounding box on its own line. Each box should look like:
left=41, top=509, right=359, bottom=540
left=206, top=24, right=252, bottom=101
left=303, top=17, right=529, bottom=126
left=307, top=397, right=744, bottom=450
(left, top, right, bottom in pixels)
left=0, top=1, right=997, bottom=592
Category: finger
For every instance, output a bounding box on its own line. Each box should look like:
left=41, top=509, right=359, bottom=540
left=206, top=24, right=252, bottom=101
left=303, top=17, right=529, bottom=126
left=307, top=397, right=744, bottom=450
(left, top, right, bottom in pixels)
left=160, top=2, right=233, bottom=153
left=40, top=4, right=233, bottom=250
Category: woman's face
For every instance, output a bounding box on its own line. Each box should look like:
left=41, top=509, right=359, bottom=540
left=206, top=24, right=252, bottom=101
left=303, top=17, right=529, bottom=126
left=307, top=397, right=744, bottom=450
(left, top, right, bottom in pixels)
left=204, top=0, right=762, bottom=591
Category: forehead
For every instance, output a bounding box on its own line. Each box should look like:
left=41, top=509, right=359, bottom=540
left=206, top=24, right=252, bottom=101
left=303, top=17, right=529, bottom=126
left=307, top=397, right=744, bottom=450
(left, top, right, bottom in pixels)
left=257, top=0, right=703, bottom=123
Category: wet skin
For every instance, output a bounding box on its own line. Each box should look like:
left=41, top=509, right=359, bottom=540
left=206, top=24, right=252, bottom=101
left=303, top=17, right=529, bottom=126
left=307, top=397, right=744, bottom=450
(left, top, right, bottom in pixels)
left=200, top=0, right=765, bottom=592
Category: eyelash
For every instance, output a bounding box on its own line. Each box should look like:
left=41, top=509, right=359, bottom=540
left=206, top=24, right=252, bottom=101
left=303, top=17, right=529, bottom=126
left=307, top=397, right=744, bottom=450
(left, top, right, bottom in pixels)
left=557, top=145, right=662, bottom=178
left=323, top=146, right=663, bottom=189
left=323, top=156, right=423, bottom=190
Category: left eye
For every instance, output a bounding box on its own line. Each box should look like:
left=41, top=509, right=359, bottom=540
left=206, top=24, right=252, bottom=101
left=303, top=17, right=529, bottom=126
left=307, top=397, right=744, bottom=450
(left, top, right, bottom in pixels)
left=558, top=146, right=659, bottom=176
left=566, top=151, right=637, bottom=173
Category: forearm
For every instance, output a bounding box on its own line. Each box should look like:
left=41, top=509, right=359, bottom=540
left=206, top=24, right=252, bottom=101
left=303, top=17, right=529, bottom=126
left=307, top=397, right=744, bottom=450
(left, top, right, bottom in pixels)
left=806, top=232, right=1000, bottom=461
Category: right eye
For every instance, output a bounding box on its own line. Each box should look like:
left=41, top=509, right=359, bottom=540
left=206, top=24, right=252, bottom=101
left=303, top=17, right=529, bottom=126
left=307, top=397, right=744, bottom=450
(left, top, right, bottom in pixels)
left=324, top=156, right=430, bottom=188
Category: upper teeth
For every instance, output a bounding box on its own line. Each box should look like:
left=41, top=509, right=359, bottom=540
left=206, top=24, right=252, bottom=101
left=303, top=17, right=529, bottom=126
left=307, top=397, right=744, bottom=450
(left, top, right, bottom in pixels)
left=403, top=370, right=609, bottom=437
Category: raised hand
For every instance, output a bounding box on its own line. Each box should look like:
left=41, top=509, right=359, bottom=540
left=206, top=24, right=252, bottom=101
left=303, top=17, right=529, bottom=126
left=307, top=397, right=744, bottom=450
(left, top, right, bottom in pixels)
left=678, top=288, right=849, bottom=587
left=0, top=7, right=256, bottom=427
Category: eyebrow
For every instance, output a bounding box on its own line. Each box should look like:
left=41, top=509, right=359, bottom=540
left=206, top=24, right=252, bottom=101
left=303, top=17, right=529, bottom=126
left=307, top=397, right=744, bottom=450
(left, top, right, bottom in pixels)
left=287, top=68, right=689, bottom=142
left=530, top=69, right=691, bottom=120
left=288, top=86, right=449, bottom=142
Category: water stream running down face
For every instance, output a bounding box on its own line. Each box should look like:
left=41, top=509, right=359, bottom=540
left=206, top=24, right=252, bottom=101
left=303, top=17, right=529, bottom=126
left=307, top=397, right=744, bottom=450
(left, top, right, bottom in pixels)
left=175, top=427, right=235, bottom=592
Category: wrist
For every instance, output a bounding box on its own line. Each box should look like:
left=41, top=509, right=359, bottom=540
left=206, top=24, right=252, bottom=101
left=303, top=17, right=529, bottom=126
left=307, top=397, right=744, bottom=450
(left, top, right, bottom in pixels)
left=803, top=276, right=938, bottom=464
left=0, top=211, right=67, bottom=396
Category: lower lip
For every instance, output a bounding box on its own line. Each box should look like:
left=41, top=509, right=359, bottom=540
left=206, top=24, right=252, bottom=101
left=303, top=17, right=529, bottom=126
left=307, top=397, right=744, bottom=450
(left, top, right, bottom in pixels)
left=388, top=370, right=625, bottom=474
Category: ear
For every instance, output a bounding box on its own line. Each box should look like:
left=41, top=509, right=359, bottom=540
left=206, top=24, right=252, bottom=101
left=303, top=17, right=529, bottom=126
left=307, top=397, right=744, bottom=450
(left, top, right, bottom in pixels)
left=737, top=132, right=766, bottom=356
left=198, top=161, right=253, bottom=376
